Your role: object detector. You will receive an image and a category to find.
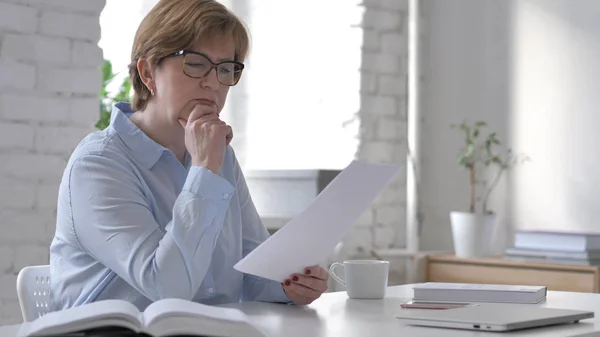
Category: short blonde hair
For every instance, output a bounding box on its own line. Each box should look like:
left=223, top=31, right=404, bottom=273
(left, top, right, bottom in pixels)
left=128, top=0, right=250, bottom=111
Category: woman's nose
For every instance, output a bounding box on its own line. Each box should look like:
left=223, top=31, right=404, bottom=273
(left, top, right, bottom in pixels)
left=200, top=68, right=220, bottom=90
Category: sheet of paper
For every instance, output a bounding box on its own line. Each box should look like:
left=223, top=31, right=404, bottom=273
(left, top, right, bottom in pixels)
left=234, top=160, right=403, bottom=282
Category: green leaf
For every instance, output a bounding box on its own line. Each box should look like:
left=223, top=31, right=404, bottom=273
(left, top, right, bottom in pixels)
left=97, top=59, right=132, bottom=130
left=114, top=77, right=132, bottom=102
left=465, top=143, right=475, bottom=157
left=102, top=60, right=115, bottom=84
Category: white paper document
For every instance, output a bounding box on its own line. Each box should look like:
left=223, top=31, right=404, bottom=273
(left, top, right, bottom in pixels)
left=234, top=160, right=403, bottom=282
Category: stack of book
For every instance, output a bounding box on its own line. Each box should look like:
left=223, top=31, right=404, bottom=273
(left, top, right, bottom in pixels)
left=504, top=230, right=600, bottom=265
left=412, top=282, right=547, bottom=304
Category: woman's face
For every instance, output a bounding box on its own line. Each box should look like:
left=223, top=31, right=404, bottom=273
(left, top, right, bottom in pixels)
left=145, top=34, right=237, bottom=128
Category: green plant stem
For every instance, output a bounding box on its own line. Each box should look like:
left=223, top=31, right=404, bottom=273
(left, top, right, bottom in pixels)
left=482, top=166, right=505, bottom=213
left=469, top=164, right=476, bottom=213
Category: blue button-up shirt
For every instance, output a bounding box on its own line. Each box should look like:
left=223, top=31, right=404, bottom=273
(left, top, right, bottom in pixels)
left=49, top=102, right=289, bottom=311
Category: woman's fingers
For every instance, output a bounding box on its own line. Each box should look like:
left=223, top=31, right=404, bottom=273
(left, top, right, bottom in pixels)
left=283, top=279, right=322, bottom=299
left=288, top=274, right=328, bottom=292
left=303, top=266, right=329, bottom=281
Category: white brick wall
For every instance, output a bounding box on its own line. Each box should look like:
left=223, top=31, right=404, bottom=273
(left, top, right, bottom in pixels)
left=0, top=0, right=105, bottom=324
left=0, top=2, right=37, bottom=33
left=343, top=0, right=409, bottom=273
left=0, top=61, right=36, bottom=89
left=39, top=12, right=101, bottom=41
left=1, top=34, right=71, bottom=64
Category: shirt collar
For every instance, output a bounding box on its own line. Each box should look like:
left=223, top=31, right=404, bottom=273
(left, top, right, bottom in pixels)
left=109, top=102, right=165, bottom=169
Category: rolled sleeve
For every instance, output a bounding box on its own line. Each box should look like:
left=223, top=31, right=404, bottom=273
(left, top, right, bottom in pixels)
left=243, top=274, right=292, bottom=304
left=183, top=166, right=235, bottom=203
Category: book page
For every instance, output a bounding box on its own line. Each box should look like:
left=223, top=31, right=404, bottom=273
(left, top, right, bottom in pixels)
left=147, top=316, right=265, bottom=337
left=234, top=160, right=402, bottom=281
left=143, top=298, right=248, bottom=327
left=20, top=300, right=142, bottom=337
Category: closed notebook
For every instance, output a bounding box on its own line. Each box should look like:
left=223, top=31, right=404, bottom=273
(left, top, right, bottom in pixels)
left=413, top=283, right=547, bottom=304
left=514, top=230, right=600, bottom=252
left=18, top=298, right=267, bottom=337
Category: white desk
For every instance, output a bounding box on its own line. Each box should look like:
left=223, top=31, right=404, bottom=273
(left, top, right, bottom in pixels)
left=1, top=284, right=599, bottom=336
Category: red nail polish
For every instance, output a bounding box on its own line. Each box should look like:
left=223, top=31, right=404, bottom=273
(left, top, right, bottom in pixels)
left=305, top=269, right=311, bottom=275
left=292, top=276, right=299, bottom=281
left=285, top=280, right=291, bottom=286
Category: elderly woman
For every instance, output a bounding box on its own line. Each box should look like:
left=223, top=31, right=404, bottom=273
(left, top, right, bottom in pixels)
left=49, top=0, right=328, bottom=311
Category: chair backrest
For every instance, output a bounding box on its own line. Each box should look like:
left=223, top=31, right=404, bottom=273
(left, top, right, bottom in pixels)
left=16, top=265, right=52, bottom=322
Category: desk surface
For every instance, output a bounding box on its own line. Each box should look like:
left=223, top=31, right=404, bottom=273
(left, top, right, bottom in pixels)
left=2, top=284, right=599, bottom=337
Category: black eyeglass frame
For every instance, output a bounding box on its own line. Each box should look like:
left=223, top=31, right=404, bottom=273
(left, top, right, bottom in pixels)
left=162, top=50, right=245, bottom=86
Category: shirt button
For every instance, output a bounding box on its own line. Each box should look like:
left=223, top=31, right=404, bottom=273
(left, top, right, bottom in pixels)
left=222, top=193, right=229, bottom=199
left=208, top=287, right=214, bottom=294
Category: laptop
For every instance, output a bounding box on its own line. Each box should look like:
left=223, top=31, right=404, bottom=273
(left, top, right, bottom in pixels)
left=396, top=303, right=594, bottom=332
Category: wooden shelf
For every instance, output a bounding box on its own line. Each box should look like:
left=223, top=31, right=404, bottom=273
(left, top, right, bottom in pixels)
left=425, top=254, right=600, bottom=293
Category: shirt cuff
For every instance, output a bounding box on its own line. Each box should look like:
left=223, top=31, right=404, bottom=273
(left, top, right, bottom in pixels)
left=183, top=166, right=235, bottom=206
left=273, top=281, right=294, bottom=304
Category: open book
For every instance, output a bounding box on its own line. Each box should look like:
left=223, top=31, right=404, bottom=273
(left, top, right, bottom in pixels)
left=18, top=298, right=267, bottom=337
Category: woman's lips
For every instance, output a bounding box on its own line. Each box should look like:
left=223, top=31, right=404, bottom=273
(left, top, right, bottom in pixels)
left=195, top=98, right=216, bottom=108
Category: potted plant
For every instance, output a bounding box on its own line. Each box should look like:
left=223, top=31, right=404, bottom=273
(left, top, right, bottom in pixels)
left=450, top=120, right=528, bottom=258
left=96, top=60, right=132, bottom=130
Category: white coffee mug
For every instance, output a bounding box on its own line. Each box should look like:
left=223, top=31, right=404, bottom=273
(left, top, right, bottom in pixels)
left=329, top=260, right=389, bottom=299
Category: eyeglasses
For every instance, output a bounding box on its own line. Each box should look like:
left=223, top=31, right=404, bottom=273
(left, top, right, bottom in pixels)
left=165, top=50, right=245, bottom=86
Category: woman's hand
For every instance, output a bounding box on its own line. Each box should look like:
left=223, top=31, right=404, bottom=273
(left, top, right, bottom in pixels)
left=282, top=265, right=329, bottom=305
left=178, top=105, right=233, bottom=174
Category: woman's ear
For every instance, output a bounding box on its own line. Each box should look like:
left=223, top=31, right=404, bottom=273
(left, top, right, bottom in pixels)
left=137, top=58, right=155, bottom=95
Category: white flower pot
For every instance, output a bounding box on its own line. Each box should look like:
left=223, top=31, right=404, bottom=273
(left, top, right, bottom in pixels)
left=450, top=211, right=496, bottom=258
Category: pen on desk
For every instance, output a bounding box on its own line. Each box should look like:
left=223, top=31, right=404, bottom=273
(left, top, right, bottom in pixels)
left=400, top=300, right=476, bottom=309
